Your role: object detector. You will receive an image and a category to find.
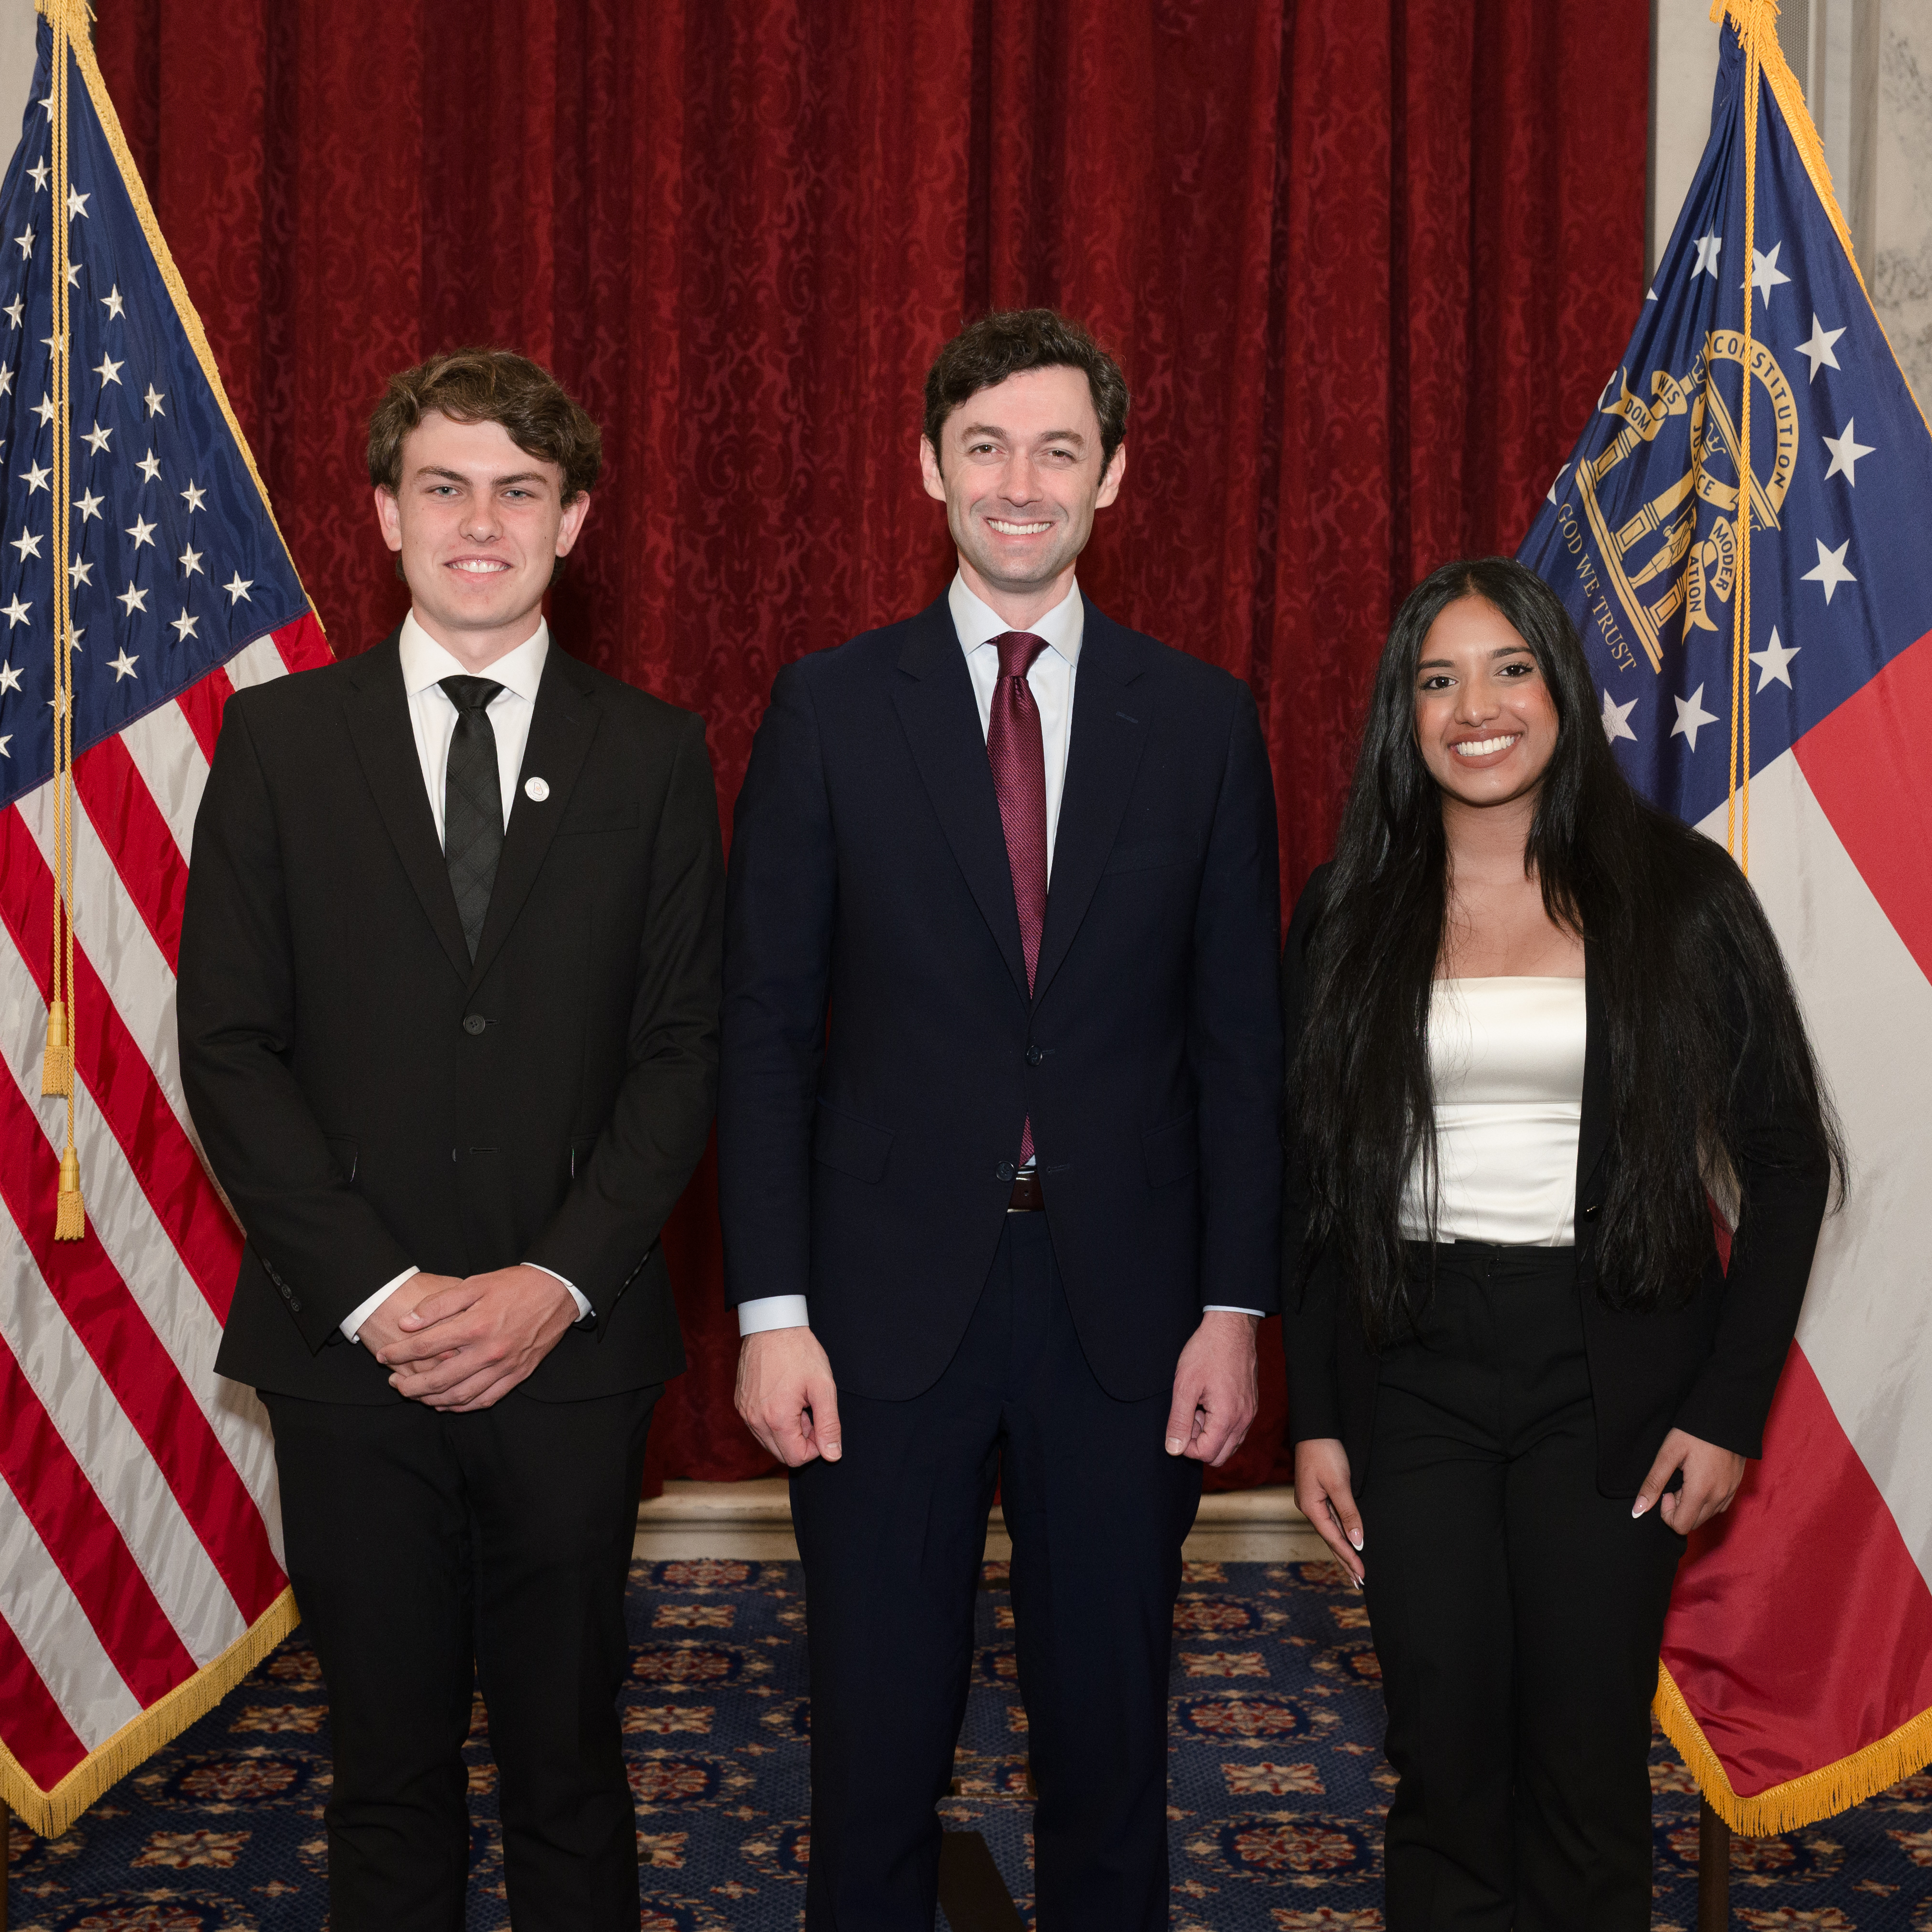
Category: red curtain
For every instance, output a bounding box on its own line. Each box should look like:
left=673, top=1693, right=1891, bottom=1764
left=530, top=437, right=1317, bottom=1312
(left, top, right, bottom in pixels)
left=99, top=0, right=1648, bottom=1491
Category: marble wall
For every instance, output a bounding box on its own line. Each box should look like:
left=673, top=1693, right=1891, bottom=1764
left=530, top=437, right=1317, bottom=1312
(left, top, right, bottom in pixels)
left=1874, top=1, right=1932, bottom=407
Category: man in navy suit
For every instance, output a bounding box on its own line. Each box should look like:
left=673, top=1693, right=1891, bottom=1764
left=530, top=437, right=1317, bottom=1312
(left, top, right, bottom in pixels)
left=719, top=310, right=1283, bottom=1930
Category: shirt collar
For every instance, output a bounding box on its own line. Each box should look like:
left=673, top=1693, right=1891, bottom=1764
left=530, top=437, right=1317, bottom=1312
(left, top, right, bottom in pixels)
left=947, top=573, right=1084, bottom=667
left=398, top=611, right=550, bottom=704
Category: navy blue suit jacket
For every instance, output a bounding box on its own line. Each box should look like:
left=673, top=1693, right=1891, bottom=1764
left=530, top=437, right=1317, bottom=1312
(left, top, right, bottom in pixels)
left=719, top=591, right=1283, bottom=1403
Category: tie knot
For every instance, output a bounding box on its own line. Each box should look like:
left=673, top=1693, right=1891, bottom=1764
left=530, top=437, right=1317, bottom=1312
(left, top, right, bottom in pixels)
left=440, top=675, right=504, bottom=714
left=993, top=631, right=1047, bottom=683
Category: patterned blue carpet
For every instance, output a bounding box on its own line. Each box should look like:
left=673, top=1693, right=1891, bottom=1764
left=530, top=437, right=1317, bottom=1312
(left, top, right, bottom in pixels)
left=7, top=1558, right=1931, bottom=1928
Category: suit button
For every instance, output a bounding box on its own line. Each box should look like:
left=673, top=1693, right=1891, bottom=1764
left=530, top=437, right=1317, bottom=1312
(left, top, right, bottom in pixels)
left=462, top=1013, right=487, bottom=1036
left=1026, top=1044, right=1044, bottom=1066
left=996, top=1161, right=1016, bottom=1183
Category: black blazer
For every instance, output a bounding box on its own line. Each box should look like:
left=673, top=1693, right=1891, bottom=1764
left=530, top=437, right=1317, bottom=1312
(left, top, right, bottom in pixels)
left=1280, top=862, right=1830, bottom=1495
left=718, top=592, right=1284, bottom=1403
left=179, top=631, right=724, bottom=1403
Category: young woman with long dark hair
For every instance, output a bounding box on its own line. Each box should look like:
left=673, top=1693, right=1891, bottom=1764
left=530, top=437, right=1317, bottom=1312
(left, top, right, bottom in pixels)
left=1282, top=556, right=1840, bottom=1928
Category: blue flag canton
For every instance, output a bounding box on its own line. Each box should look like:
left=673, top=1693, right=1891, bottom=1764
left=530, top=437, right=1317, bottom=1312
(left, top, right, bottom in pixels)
left=0, top=23, right=309, bottom=809
left=1520, top=30, right=1932, bottom=831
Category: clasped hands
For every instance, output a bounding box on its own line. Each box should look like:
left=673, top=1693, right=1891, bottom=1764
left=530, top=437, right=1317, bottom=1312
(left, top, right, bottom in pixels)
left=360, top=1264, right=578, bottom=1413
left=735, top=1308, right=1261, bottom=1470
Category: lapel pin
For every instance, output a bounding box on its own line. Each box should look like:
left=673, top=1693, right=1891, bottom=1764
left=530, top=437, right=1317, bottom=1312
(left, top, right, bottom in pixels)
left=524, top=776, right=550, bottom=802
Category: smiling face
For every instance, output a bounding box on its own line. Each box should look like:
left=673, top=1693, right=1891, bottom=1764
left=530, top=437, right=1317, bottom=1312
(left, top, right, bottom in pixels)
left=918, top=364, right=1124, bottom=626
left=373, top=411, right=591, bottom=669
left=1413, top=594, right=1561, bottom=815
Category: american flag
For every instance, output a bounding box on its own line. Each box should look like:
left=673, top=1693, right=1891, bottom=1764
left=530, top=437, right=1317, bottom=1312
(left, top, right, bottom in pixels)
left=0, top=5, right=328, bottom=1835
left=1520, top=3, right=1932, bottom=1829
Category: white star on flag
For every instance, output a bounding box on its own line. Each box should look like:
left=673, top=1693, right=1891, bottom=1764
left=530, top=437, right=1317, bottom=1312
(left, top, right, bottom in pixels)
left=31, top=391, right=54, bottom=425
left=143, top=383, right=166, bottom=416
left=136, top=449, right=161, bottom=483
left=1601, top=688, right=1637, bottom=744
left=1671, top=684, right=1719, bottom=750
left=67, top=555, right=92, bottom=588
left=180, top=479, right=206, bottom=512
left=80, top=422, right=110, bottom=455
left=1547, top=462, right=1571, bottom=507
left=180, top=545, right=203, bottom=577
left=23, top=459, right=49, bottom=494
left=125, top=514, right=157, bottom=550
left=117, top=583, right=149, bottom=616
left=66, top=184, right=88, bottom=220
left=63, top=260, right=80, bottom=290
left=1802, top=537, right=1856, bottom=603
left=14, top=223, right=34, bottom=258
left=0, top=367, right=12, bottom=396
left=100, top=282, right=124, bottom=318
left=10, top=526, right=40, bottom=561
left=1793, top=314, right=1844, bottom=380
left=94, top=351, right=121, bottom=386
left=224, top=572, right=253, bottom=604
left=1750, top=241, right=1792, bottom=305
left=108, top=648, right=138, bottom=682
left=0, top=660, right=20, bottom=694
left=2, top=595, right=30, bottom=628
left=1692, top=231, right=1722, bottom=278
left=25, top=156, right=46, bottom=191
left=1750, top=627, right=1800, bottom=690
left=72, top=487, right=102, bottom=522
left=169, top=610, right=199, bottom=643
left=3, top=296, right=19, bottom=327
left=1822, top=420, right=1874, bottom=485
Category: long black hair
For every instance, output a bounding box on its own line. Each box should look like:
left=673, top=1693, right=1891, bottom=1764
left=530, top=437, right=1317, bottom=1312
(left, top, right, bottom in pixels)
left=1295, top=555, right=1843, bottom=1344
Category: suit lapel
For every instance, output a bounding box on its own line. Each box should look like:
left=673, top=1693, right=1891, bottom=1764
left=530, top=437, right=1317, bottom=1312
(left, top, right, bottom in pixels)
left=466, top=646, right=600, bottom=994
left=888, top=596, right=1031, bottom=1004
left=1575, top=941, right=1610, bottom=1210
left=343, top=635, right=472, bottom=983
left=1031, top=602, right=1148, bottom=1007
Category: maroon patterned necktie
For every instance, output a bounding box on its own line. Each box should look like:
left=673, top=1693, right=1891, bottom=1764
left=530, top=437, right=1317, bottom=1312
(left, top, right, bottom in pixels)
left=988, top=630, right=1048, bottom=1161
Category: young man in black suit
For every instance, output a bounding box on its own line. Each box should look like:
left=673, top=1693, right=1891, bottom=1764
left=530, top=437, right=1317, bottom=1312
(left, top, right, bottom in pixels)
left=720, top=310, right=1284, bottom=1929
left=179, top=350, right=723, bottom=1932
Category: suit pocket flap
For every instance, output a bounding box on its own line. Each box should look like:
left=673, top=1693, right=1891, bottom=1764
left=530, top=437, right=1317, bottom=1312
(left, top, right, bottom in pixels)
left=812, top=1100, right=894, bottom=1183
left=1103, top=837, right=1184, bottom=876
left=1142, top=1111, right=1199, bottom=1186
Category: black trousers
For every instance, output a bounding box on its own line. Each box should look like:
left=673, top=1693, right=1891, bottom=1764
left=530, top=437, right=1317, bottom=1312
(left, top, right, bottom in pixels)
left=1359, top=1245, right=1682, bottom=1932
left=791, top=1211, right=1202, bottom=1931
left=264, top=1383, right=659, bottom=1932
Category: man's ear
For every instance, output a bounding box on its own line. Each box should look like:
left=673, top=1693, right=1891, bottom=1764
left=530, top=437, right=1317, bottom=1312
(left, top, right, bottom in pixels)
left=373, top=485, right=403, bottom=552
left=918, top=435, right=947, bottom=504
left=556, top=490, right=592, bottom=556
left=1095, top=441, right=1127, bottom=510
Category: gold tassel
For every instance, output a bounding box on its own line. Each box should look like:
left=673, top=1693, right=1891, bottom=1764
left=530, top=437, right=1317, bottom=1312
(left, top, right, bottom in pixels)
left=40, top=998, right=72, bottom=1095
left=54, top=1145, right=85, bottom=1241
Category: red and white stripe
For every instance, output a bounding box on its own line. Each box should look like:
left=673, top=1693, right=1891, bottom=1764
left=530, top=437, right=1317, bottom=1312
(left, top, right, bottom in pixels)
left=1666, top=626, right=1932, bottom=1799
left=0, top=612, right=329, bottom=1796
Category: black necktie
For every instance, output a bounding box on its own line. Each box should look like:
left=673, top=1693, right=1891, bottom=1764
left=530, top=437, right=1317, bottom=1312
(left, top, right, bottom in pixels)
left=439, top=675, right=505, bottom=960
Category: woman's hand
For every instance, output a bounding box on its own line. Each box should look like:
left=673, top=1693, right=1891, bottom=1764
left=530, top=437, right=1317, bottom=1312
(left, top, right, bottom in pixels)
left=1294, top=1437, right=1364, bottom=1585
left=1632, top=1426, right=1747, bottom=1535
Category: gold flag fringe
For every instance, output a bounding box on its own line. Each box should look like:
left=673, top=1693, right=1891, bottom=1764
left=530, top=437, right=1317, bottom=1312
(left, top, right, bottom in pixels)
left=0, top=1589, right=300, bottom=1840
left=1655, top=1660, right=1932, bottom=1836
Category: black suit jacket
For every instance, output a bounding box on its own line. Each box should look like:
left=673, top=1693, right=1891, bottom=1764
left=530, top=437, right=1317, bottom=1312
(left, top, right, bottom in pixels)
left=718, top=592, right=1283, bottom=1403
left=179, top=631, right=724, bottom=1403
left=1280, top=862, right=1831, bottom=1495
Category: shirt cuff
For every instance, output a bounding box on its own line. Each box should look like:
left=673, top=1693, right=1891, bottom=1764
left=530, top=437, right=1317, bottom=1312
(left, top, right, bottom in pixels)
left=529, top=1264, right=593, bottom=1323
left=738, top=1294, right=811, bottom=1337
left=1203, top=1304, right=1266, bottom=1318
left=342, top=1268, right=418, bottom=1345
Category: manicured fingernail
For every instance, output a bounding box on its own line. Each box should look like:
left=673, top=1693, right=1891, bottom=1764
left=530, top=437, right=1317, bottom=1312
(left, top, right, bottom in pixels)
left=1166, top=1437, right=1183, bottom=1455
left=1631, top=1498, right=1649, bottom=1518
left=1349, top=1528, right=1363, bottom=1551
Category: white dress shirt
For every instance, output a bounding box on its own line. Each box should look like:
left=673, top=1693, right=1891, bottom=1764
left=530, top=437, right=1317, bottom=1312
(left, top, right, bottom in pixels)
left=339, top=612, right=590, bottom=1344
left=739, top=574, right=1261, bottom=1336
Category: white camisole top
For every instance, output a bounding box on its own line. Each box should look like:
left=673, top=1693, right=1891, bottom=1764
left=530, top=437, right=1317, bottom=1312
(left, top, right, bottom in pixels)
left=1398, top=976, right=1588, bottom=1248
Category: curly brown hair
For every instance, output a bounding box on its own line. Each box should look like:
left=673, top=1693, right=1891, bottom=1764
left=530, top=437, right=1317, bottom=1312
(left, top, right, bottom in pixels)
left=368, top=348, right=603, bottom=503
left=923, top=310, right=1129, bottom=469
